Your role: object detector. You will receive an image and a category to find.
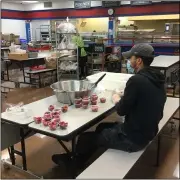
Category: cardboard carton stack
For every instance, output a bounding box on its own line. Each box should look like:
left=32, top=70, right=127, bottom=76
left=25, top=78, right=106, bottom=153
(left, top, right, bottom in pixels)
left=1, top=33, right=20, bottom=46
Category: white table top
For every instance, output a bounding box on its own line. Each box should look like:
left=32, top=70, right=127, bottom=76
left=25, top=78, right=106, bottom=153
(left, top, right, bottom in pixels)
left=28, top=91, right=115, bottom=138
left=1, top=96, right=58, bottom=125
left=87, top=72, right=133, bottom=91
left=87, top=72, right=133, bottom=82
left=151, top=55, right=179, bottom=68
left=1, top=47, right=9, bottom=50
left=28, top=56, right=45, bottom=60
left=77, top=97, right=179, bottom=179
left=26, top=68, right=55, bottom=74
left=8, top=56, right=45, bottom=61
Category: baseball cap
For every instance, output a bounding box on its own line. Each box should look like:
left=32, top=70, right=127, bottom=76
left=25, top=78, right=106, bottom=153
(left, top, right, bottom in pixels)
left=122, top=43, right=155, bottom=59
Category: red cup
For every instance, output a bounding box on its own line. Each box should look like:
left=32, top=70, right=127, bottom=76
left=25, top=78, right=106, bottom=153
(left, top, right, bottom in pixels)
left=91, top=100, right=97, bottom=105
left=83, top=96, right=90, bottom=100
left=52, top=112, right=60, bottom=119
left=59, top=121, right=68, bottom=129
left=91, top=105, right=98, bottom=112
left=48, top=121, right=57, bottom=131
left=52, top=118, right=60, bottom=124
left=62, top=105, right=68, bottom=113
left=34, top=117, right=42, bottom=124
left=91, top=94, right=98, bottom=101
left=48, top=105, right=55, bottom=111
left=82, top=99, right=89, bottom=105
left=82, top=104, right=88, bottom=109
left=74, top=98, right=82, bottom=104
left=75, top=103, right=82, bottom=108
left=44, top=113, right=52, bottom=120
left=42, top=119, right=50, bottom=126
left=100, top=97, right=106, bottom=103
left=53, top=109, right=61, bottom=114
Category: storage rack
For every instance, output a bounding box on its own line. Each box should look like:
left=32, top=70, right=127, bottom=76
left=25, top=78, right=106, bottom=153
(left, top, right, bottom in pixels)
left=55, top=27, right=79, bottom=81
left=86, top=43, right=105, bottom=74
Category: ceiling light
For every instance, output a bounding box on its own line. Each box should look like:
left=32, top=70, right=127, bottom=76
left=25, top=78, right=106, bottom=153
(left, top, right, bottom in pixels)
left=22, top=1, right=38, bottom=3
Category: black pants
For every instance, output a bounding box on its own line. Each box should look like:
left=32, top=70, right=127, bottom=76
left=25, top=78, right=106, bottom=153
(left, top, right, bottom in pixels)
left=76, top=122, right=146, bottom=161
left=79, top=56, right=87, bottom=78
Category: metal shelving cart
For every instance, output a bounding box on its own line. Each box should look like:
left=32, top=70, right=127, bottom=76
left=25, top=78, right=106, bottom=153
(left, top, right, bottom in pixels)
left=55, top=27, right=79, bottom=81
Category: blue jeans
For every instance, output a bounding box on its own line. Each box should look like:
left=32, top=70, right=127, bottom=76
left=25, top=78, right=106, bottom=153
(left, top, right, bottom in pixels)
left=76, top=122, right=146, bottom=160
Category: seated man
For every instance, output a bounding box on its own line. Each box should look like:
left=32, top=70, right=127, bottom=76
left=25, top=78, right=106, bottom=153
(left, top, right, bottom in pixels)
left=52, top=43, right=167, bottom=169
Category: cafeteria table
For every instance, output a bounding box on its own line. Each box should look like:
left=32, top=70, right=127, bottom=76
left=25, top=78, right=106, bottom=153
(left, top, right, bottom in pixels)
left=151, top=55, right=179, bottom=78
left=5, top=56, right=45, bottom=83
left=28, top=91, right=115, bottom=173
left=1, top=95, right=56, bottom=170
left=1, top=91, right=115, bottom=172
left=0, top=73, right=133, bottom=173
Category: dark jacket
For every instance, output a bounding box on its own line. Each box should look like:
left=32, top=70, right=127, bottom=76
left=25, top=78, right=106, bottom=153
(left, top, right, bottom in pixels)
left=116, top=67, right=167, bottom=146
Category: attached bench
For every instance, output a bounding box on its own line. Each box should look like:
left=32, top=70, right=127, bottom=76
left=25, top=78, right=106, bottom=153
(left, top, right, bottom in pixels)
left=77, top=97, right=179, bottom=179
left=26, top=68, right=57, bottom=88
left=173, top=163, right=179, bottom=178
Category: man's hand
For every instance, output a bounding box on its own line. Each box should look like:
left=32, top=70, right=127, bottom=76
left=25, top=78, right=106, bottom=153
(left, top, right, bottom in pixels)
left=112, top=93, right=121, bottom=104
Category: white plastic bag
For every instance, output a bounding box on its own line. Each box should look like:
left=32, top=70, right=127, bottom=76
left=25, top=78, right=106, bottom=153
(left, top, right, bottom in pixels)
left=57, top=22, right=76, bottom=33
left=58, top=36, right=67, bottom=50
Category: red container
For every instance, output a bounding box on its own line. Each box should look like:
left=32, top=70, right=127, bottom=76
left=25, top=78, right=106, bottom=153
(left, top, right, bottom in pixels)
left=91, top=100, right=97, bottom=105
left=74, top=98, right=82, bottom=104
left=62, top=105, right=68, bottom=113
left=83, top=96, right=90, bottom=100
left=82, top=99, right=90, bottom=105
left=91, top=94, right=98, bottom=101
left=44, top=113, right=52, bottom=120
left=48, top=121, right=57, bottom=131
left=100, top=97, right=106, bottom=103
left=91, top=105, right=98, bottom=112
left=42, top=119, right=50, bottom=126
left=53, top=109, right=61, bottom=114
left=52, top=118, right=60, bottom=123
left=82, top=104, right=88, bottom=109
left=48, top=105, right=55, bottom=111
left=75, top=103, right=82, bottom=108
left=34, top=117, right=42, bottom=124
left=59, top=121, right=68, bottom=129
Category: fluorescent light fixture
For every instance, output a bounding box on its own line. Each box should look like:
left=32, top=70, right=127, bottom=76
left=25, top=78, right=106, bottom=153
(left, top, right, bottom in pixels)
left=22, top=1, right=38, bottom=3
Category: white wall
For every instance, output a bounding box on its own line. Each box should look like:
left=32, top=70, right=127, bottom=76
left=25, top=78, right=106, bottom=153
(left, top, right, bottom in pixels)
left=30, top=20, right=50, bottom=41
left=1, top=19, right=26, bottom=39
left=2, top=2, right=24, bottom=10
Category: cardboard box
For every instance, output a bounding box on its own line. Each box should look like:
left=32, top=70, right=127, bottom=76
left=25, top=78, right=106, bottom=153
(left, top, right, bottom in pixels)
left=8, top=53, right=28, bottom=61
left=3, top=33, right=14, bottom=41
left=14, top=37, right=20, bottom=45
left=0, top=32, right=2, bottom=40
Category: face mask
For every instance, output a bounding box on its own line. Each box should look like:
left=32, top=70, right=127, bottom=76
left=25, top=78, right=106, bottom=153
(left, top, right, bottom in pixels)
left=126, top=60, right=135, bottom=74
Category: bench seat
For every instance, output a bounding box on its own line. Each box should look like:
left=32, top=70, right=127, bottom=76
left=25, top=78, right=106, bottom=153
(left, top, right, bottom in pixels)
left=26, top=68, right=56, bottom=74
left=77, top=97, right=179, bottom=179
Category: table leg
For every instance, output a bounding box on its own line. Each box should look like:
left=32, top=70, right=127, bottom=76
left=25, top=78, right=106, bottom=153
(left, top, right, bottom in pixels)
left=29, top=73, right=32, bottom=85
left=21, top=62, right=26, bottom=83
left=38, top=74, right=41, bottom=88
left=71, top=137, right=77, bottom=178
left=6, top=61, right=10, bottom=81
left=71, top=137, right=76, bottom=158
left=20, top=128, right=27, bottom=171
left=57, top=140, right=70, bottom=154
left=8, top=146, right=16, bottom=165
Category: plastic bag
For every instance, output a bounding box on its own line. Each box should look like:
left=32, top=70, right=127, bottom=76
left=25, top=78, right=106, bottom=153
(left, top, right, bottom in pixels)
left=45, top=56, right=57, bottom=69
left=57, top=22, right=76, bottom=33
left=58, top=36, right=67, bottom=50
